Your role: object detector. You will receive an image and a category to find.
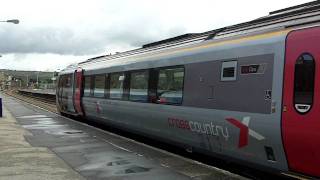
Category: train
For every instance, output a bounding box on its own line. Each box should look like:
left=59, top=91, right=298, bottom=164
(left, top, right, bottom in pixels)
left=56, top=1, right=320, bottom=178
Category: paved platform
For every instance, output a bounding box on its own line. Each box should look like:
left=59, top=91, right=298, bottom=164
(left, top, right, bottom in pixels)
left=0, top=94, right=246, bottom=180
left=0, top=104, right=83, bottom=180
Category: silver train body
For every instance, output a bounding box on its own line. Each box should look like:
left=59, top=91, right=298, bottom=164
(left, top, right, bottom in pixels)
left=58, top=30, right=288, bottom=173
left=57, top=3, right=320, bottom=177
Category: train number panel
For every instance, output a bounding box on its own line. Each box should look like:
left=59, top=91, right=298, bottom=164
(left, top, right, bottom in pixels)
left=282, top=27, right=320, bottom=177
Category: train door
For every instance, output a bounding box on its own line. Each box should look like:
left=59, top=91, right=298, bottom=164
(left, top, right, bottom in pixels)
left=57, top=74, right=76, bottom=113
left=282, top=27, right=320, bottom=177
left=73, top=68, right=84, bottom=116
left=58, top=75, right=68, bottom=111
left=66, top=74, right=76, bottom=113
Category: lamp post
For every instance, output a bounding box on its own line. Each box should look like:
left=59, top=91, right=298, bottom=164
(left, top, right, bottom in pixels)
left=0, top=19, right=19, bottom=24
left=51, top=69, right=60, bottom=89
left=51, top=72, right=56, bottom=87
left=15, top=79, right=21, bottom=88
left=0, top=18, right=19, bottom=116
left=36, top=71, right=39, bottom=89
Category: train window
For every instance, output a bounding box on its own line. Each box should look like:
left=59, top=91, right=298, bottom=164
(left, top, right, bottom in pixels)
left=110, top=72, right=124, bottom=99
left=294, top=53, right=315, bottom=114
left=93, top=75, right=105, bottom=98
left=157, top=67, right=184, bottom=104
left=129, top=71, right=149, bottom=102
left=84, top=76, right=92, bottom=97
left=221, top=61, right=237, bottom=81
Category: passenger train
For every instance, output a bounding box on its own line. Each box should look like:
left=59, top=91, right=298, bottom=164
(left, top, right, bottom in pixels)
left=57, top=1, right=320, bottom=178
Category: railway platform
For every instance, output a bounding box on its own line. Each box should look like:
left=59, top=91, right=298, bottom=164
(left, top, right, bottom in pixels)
left=0, top=93, right=246, bottom=180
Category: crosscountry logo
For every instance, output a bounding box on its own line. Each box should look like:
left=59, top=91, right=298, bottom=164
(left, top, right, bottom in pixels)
left=226, top=117, right=265, bottom=148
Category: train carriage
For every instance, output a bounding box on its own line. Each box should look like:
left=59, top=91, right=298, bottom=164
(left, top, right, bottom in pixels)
left=57, top=1, right=320, bottom=178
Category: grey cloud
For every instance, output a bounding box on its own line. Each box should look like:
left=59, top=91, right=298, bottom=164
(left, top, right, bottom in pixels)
left=109, top=25, right=187, bottom=47
left=0, top=27, right=106, bottom=55
left=0, top=23, right=187, bottom=56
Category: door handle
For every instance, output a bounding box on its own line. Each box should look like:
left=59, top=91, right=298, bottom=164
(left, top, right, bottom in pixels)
left=295, top=104, right=311, bottom=113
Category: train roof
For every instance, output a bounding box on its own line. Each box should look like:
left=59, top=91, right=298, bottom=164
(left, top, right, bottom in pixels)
left=60, top=1, right=320, bottom=74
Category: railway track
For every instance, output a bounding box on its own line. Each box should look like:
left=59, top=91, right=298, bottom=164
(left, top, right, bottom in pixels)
left=5, top=90, right=296, bottom=180
left=5, top=90, right=57, bottom=113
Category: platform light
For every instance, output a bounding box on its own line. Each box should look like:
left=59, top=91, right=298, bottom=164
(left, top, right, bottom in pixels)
left=0, top=19, right=19, bottom=24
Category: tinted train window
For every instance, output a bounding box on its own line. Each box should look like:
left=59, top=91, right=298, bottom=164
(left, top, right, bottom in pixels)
left=294, top=53, right=315, bottom=114
left=84, top=76, right=92, bottom=97
left=93, top=75, right=105, bottom=98
left=110, top=73, right=124, bottom=99
left=157, top=67, right=184, bottom=104
left=129, top=71, right=149, bottom=102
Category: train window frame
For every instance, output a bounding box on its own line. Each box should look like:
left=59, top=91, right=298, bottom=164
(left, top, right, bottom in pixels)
left=129, top=70, right=149, bottom=102
left=155, top=66, right=185, bottom=105
left=83, top=75, right=93, bottom=97
left=93, top=74, right=106, bottom=98
left=221, top=60, right=238, bottom=81
left=123, top=72, right=131, bottom=101
left=293, top=53, right=315, bottom=114
left=105, top=74, right=110, bottom=99
left=148, top=69, right=158, bottom=103
left=109, top=72, right=125, bottom=100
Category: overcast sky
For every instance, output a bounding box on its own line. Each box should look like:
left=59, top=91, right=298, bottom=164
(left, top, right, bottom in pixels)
left=0, top=0, right=313, bottom=71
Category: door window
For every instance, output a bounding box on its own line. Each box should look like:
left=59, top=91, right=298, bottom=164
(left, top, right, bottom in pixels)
left=294, top=53, right=315, bottom=114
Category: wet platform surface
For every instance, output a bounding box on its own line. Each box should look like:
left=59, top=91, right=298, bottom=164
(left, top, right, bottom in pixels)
left=1, top=94, right=246, bottom=180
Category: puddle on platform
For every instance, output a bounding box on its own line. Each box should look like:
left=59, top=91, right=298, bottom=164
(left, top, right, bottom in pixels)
left=18, top=115, right=87, bottom=137
left=76, top=151, right=153, bottom=177
left=107, top=160, right=130, bottom=166
left=31, top=118, right=56, bottom=125
left=17, top=115, right=48, bottom=119
left=45, top=128, right=87, bottom=137
left=35, top=120, right=56, bottom=125
left=23, top=124, right=67, bottom=129
left=77, top=153, right=132, bottom=171
left=115, top=166, right=151, bottom=174
left=63, top=130, right=84, bottom=135
left=34, top=117, right=55, bottom=121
